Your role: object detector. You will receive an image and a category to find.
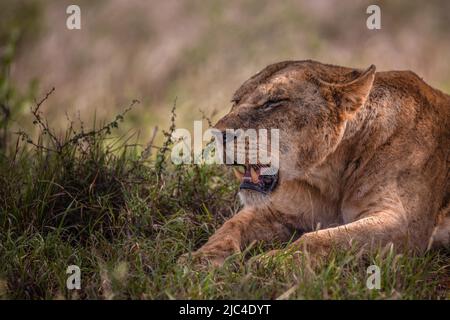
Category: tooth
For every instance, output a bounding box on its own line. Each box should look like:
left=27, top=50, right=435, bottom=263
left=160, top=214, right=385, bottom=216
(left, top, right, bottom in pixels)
left=233, top=167, right=244, bottom=180
left=250, top=166, right=259, bottom=183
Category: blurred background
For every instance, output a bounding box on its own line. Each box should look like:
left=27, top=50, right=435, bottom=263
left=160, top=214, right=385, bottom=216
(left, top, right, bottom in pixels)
left=1, top=0, right=450, bottom=144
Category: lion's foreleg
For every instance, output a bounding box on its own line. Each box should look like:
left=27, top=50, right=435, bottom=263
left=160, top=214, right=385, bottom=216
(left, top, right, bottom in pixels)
left=284, top=212, right=412, bottom=258
left=190, top=208, right=292, bottom=266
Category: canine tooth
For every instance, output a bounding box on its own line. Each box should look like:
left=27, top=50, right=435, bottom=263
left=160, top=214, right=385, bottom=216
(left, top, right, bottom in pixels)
left=233, top=167, right=244, bottom=180
left=250, top=167, right=259, bottom=183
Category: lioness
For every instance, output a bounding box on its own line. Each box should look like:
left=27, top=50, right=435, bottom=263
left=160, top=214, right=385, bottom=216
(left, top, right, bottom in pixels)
left=187, top=60, right=450, bottom=266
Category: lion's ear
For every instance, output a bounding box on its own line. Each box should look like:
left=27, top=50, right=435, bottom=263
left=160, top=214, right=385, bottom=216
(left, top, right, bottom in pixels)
left=320, top=65, right=376, bottom=114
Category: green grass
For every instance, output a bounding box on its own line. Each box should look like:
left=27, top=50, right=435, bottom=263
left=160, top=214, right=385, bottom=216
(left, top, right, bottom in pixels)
left=0, top=96, right=449, bottom=300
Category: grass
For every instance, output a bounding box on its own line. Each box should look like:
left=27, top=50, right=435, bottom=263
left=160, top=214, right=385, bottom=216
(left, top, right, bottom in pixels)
left=0, top=92, right=449, bottom=300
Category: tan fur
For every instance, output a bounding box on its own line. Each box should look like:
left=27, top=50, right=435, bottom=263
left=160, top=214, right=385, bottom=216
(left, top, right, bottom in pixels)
left=186, top=60, right=450, bottom=266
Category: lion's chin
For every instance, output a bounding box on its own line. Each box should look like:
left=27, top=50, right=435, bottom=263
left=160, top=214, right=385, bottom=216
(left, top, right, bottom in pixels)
left=238, top=189, right=271, bottom=207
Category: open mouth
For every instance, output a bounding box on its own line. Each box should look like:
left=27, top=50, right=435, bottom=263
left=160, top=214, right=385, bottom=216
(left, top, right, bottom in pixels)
left=232, top=164, right=278, bottom=194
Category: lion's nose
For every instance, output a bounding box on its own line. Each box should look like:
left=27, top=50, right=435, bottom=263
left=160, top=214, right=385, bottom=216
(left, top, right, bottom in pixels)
left=213, top=118, right=224, bottom=130
left=213, top=114, right=235, bottom=132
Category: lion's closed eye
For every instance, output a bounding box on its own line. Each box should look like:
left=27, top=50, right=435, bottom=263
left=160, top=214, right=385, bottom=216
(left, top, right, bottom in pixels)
left=261, top=99, right=289, bottom=111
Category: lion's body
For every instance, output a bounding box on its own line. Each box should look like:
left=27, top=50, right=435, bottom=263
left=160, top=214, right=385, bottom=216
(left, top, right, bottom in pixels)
left=186, top=61, right=450, bottom=265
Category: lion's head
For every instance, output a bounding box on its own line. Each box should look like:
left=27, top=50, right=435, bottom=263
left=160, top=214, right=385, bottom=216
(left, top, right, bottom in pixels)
left=214, top=60, right=376, bottom=207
